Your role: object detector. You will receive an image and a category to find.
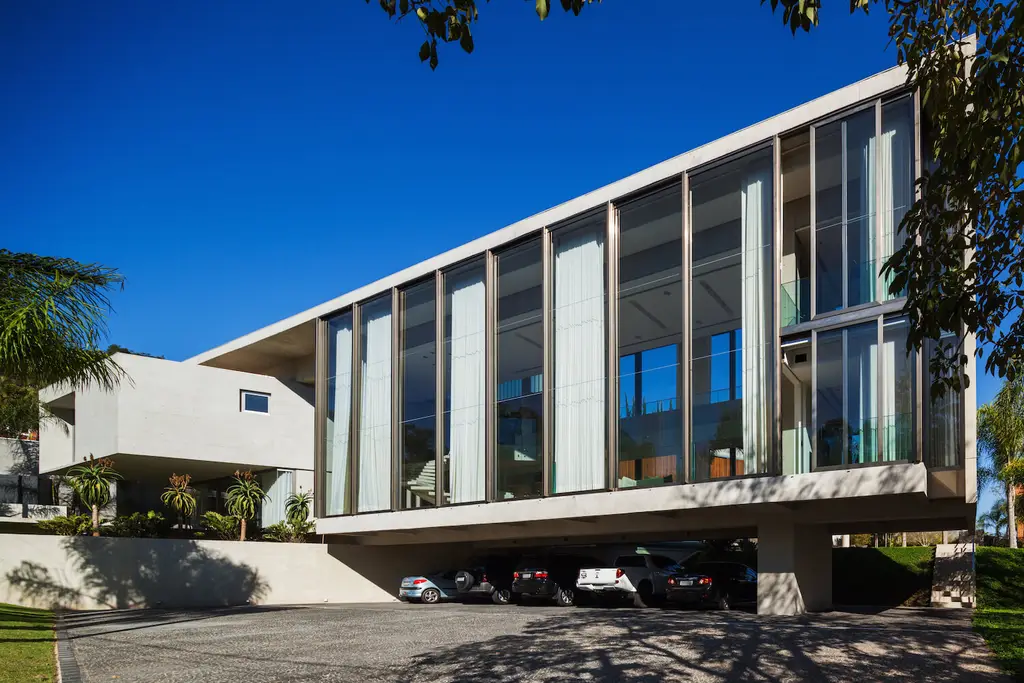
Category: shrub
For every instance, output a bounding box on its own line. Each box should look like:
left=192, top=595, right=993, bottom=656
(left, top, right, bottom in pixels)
left=36, top=514, right=91, bottom=536
left=201, top=511, right=239, bottom=540
left=104, top=510, right=168, bottom=538
left=262, top=518, right=315, bottom=543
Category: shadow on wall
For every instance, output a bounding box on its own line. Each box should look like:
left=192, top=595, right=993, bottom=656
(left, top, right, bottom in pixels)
left=327, top=542, right=475, bottom=598
left=391, top=609, right=1003, bottom=683
left=5, top=537, right=267, bottom=610
left=833, top=547, right=935, bottom=607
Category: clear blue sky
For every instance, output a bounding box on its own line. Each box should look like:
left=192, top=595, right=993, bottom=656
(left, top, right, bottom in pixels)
left=0, top=1, right=1001, bottom=511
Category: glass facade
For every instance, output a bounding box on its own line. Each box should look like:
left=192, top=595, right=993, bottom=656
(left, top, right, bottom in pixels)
left=616, top=185, right=682, bottom=489
left=495, top=240, right=544, bottom=500
left=314, top=90, right=965, bottom=516
left=399, top=280, right=437, bottom=509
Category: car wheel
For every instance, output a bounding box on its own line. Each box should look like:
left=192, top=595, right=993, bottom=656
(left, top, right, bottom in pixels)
left=555, top=587, right=575, bottom=607
left=420, top=588, right=441, bottom=605
left=491, top=588, right=512, bottom=605
left=633, top=582, right=654, bottom=608
left=717, top=593, right=730, bottom=611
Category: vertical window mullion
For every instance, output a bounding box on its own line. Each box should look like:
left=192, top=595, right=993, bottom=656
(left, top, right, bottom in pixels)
left=913, top=89, right=924, bottom=463
left=390, top=287, right=401, bottom=511
left=877, top=315, right=884, bottom=463
left=681, top=173, right=692, bottom=484
left=841, top=327, right=849, bottom=466
left=841, top=120, right=849, bottom=310
left=485, top=250, right=496, bottom=502
left=605, top=200, right=619, bottom=491
left=348, top=303, right=362, bottom=515
left=875, top=99, right=884, bottom=303
left=772, top=135, right=782, bottom=476
left=434, top=271, right=445, bottom=507
left=314, top=317, right=328, bottom=518
left=811, top=328, right=818, bottom=471
left=541, top=227, right=553, bottom=496
left=809, top=125, right=817, bottom=321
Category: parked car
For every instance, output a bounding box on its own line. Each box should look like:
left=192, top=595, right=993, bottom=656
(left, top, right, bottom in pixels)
left=400, top=555, right=519, bottom=605
left=576, top=553, right=678, bottom=607
left=665, top=561, right=757, bottom=610
left=511, top=553, right=604, bottom=606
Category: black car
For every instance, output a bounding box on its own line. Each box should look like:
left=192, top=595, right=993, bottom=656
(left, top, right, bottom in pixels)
left=665, top=561, right=757, bottom=610
left=453, top=554, right=520, bottom=604
left=511, top=553, right=603, bottom=606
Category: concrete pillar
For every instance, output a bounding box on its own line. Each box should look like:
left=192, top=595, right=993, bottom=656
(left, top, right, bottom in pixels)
left=758, top=520, right=833, bottom=615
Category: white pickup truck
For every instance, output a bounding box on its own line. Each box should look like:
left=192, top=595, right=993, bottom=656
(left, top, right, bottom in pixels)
left=576, top=553, right=679, bottom=607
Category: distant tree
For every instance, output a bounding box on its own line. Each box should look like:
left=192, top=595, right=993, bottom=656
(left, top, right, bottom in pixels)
left=372, top=1, right=1023, bottom=395
left=226, top=470, right=268, bottom=542
left=67, top=455, right=122, bottom=536
left=105, top=344, right=164, bottom=360
left=160, top=473, right=198, bottom=528
left=978, top=376, right=1024, bottom=548
left=0, top=377, right=39, bottom=438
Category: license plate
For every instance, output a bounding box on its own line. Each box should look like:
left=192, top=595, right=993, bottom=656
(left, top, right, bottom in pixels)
left=399, top=589, right=409, bottom=595
left=521, top=573, right=532, bottom=579
left=679, top=580, right=693, bottom=586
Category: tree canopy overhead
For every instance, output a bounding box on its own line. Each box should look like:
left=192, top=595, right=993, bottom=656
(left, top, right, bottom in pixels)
left=371, top=0, right=1024, bottom=396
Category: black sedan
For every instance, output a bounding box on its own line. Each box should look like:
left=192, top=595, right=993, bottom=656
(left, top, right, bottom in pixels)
left=665, top=561, right=757, bottom=610
left=512, top=553, right=603, bottom=606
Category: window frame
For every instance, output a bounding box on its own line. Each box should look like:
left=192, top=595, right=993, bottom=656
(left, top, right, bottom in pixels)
left=240, top=390, right=271, bottom=415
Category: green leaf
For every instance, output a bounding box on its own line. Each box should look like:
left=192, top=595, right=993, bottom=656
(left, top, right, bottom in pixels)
left=419, top=40, right=431, bottom=62
left=460, top=29, right=474, bottom=54
left=536, top=0, right=550, bottom=20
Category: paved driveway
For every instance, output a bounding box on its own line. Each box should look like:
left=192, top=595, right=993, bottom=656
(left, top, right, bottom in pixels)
left=63, top=603, right=1008, bottom=682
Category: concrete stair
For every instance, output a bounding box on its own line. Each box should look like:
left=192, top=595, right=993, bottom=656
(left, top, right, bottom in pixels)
left=930, top=542, right=975, bottom=608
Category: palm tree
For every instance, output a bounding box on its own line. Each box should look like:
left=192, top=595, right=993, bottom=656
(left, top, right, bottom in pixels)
left=67, top=455, right=122, bottom=536
left=978, top=376, right=1024, bottom=548
left=226, top=470, right=268, bottom=542
left=979, top=500, right=1009, bottom=540
left=0, top=250, right=125, bottom=390
left=160, top=473, right=197, bottom=528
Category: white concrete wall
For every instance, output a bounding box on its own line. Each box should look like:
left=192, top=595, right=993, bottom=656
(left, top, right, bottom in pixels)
left=0, top=534, right=472, bottom=610
left=38, top=416, right=73, bottom=473
left=39, top=354, right=314, bottom=474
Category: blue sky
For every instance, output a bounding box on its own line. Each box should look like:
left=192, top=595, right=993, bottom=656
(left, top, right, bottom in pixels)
left=0, top=1, right=1001, bottom=512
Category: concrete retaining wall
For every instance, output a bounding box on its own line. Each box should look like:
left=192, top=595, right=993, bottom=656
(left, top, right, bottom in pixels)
left=0, top=534, right=472, bottom=610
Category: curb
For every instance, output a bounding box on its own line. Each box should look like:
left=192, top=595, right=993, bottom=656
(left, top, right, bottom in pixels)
left=54, top=611, right=84, bottom=683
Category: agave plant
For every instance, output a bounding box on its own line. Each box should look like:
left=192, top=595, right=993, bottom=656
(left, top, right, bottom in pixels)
left=285, top=490, right=313, bottom=526
left=67, top=454, right=121, bottom=536
left=225, top=470, right=268, bottom=541
left=160, top=473, right=197, bottom=528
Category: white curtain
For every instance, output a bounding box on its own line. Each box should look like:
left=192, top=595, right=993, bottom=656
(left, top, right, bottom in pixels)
left=879, top=114, right=912, bottom=298
left=741, top=170, right=771, bottom=475
left=448, top=275, right=486, bottom=504
left=554, top=229, right=606, bottom=493
left=882, top=334, right=898, bottom=461
left=327, top=321, right=352, bottom=515
left=860, top=130, right=877, bottom=302
left=262, top=469, right=294, bottom=525
left=855, top=329, right=878, bottom=464
left=358, top=306, right=392, bottom=512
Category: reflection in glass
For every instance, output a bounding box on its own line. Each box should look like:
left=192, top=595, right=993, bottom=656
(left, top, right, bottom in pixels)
left=781, top=132, right=811, bottom=326
left=927, top=332, right=963, bottom=468
left=325, top=312, right=353, bottom=515
left=399, top=280, right=437, bottom=509
left=495, top=240, right=544, bottom=499
left=781, top=337, right=812, bottom=474
left=815, top=321, right=878, bottom=468
left=690, top=150, right=772, bottom=481
left=882, top=318, right=913, bottom=461
left=443, top=262, right=486, bottom=504
left=616, top=186, right=682, bottom=489
left=552, top=217, right=606, bottom=494
left=881, top=98, right=914, bottom=299
left=358, top=296, right=393, bottom=513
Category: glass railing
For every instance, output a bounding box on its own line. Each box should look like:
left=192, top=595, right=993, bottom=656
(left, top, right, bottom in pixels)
left=881, top=412, right=913, bottom=462
left=781, top=278, right=810, bottom=327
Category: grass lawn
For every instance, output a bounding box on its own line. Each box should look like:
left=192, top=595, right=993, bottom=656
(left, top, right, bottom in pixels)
left=833, top=546, right=935, bottom=606
left=975, top=547, right=1024, bottom=681
left=0, top=603, right=56, bottom=683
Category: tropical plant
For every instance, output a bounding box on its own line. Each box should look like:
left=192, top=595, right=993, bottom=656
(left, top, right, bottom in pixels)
left=978, top=376, right=1024, bottom=548
left=372, top=1, right=1024, bottom=396
left=66, top=455, right=121, bottom=536
left=0, top=250, right=125, bottom=390
left=979, top=500, right=1010, bottom=540
left=36, top=514, right=92, bottom=536
left=104, top=510, right=168, bottom=539
left=225, top=470, right=268, bottom=541
left=262, top=519, right=315, bottom=543
left=160, top=473, right=197, bottom=528
left=285, top=491, right=313, bottom=527
left=200, top=511, right=240, bottom=540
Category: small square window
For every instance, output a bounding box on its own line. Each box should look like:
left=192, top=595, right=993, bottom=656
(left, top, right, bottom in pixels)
left=241, top=391, right=270, bottom=414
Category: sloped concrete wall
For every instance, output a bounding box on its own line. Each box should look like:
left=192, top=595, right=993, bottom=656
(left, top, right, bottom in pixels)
left=0, top=534, right=471, bottom=610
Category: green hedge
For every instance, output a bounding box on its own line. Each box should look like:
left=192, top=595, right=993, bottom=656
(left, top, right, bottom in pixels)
left=832, top=547, right=934, bottom=606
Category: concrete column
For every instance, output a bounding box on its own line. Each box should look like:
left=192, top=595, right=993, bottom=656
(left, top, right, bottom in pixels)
left=758, top=519, right=833, bottom=615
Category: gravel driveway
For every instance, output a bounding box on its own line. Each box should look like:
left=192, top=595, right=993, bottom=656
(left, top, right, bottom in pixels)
left=62, top=603, right=1009, bottom=682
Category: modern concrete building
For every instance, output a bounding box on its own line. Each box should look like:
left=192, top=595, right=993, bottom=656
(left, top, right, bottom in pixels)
left=39, top=62, right=977, bottom=614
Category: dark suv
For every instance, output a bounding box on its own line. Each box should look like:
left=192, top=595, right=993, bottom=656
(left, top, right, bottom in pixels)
left=452, top=554, right=520, bottom=604
left=512, top=553, right=603, bottom=606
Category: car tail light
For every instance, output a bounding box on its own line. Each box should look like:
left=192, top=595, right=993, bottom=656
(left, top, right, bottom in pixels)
left=513, top=571, right=519, bottom=580
left=535, top=571, right=549, bottom=579
left=668, top=578, right=675, bottom=585
left=482, top=573, right=488, bottom=583
left=616, top=568, right=625, bottom=578
left=698, top=577, right=713, bottom=585
left=413, top=579, right=427, bottom=585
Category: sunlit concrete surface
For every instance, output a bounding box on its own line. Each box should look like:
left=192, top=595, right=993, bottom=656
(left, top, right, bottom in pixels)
left=63, top=603, right=1009, bottom=683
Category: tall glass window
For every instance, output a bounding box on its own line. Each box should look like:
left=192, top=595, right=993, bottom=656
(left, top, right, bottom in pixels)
left=880, top=97, right=914, bottom=299
left=690, top=150, right=772, bottom=481
left=552, top=216, right=606, bottom=494
left=443, top=261, right=486, bottom=504
left=815, top=321, right=878, bottom=468
left=495, top=240, right=544, bottom=500
left=399, top=280, right=437, bottom=509
left=616, top=185, right=682, bottom=489
left=927, top=331, right=963, bottom=468
left=815, top=109, right=877, bottom=315
left=325, top=312, right=353, bottom=516
left=357, top=295, right=392, bottom=513
left=881, top=318, right=914, bottom=461
left=781, top=132, right=811, bottom=326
